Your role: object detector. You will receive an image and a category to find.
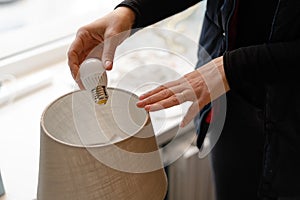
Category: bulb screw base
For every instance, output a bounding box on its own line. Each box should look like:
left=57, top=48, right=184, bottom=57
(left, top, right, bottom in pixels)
left=91, top=85, right=109, bottom=105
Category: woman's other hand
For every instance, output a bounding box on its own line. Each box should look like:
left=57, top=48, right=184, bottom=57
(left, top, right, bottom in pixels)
left=136, top=56, right=230, bottom=127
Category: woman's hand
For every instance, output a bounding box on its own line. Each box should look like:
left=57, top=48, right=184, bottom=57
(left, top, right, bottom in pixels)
left=136, top=56, right=230, bottom=127
left=67, top=7, right=135, bottom=81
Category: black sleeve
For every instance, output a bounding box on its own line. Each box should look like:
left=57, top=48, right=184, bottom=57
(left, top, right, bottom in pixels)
left=223, top=39, right=300, bottom=92
left=116, top=0, right=201, bottom=28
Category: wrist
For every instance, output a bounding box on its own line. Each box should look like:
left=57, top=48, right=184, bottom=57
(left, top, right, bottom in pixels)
left=114, top=7, right=136, bottom=28
left=214, top=56, right=230, bottom=92
left=196, top=56, right=230, bottom=101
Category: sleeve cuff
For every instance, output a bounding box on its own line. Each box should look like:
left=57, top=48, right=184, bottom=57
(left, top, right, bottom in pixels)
left=223, top=51, right=245, bottom=92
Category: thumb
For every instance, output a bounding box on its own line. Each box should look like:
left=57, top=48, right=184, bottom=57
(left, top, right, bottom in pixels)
left=180, top=101, right=201, bottom=127
left=102, top=30, right=130, bottom=70
left=102, top=36, right=118, bottom=70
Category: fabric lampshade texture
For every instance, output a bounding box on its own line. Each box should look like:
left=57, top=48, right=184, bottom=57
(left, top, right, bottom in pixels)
left=37, top=88, right=167, bottom=200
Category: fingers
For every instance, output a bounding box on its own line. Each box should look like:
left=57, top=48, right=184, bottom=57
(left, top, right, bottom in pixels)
left=137, top=90, right=192, bottom=113
left=136, top=71, right=210, bottom=127
left=180, top=101, right=201, bottom=127
left=68, top=49, right=80, bottom=80
left=68, top=29, right=100, bottom=79
left=144, top=94, right=181, bottom=111
left=137, top=76, right=200, bottom=108
left=137, top=81, right=185, bottom=107
left=135, top=60, right=227, bottom=127
left=102, top=37, right=116, bottom=70
left=68, top=37, right=83, bottom=80
left=143, top=90, right=192, bottom=112
left=139, top=80, right=181, bottom=100
left=138, top=85, right=166, bottom=101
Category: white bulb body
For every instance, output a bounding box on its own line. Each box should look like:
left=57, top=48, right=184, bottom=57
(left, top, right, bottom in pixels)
left=79, top=58, right=108, bottom=104
left=79, top=58, right=107, bottom=89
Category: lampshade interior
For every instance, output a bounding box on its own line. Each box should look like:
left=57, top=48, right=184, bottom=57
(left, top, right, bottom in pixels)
left=42, top=88, right=148, bottom=147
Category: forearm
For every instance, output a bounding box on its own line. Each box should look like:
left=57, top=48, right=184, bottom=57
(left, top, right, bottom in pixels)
left=116, top=0, right=201, bottom=28
left=224, top=39, right=300, bottom=91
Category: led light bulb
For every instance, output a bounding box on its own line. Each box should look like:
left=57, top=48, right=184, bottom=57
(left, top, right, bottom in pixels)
left=79, top=58, right=108, bottom=105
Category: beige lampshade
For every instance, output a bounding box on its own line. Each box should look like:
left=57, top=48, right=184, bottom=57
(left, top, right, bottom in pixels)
left=37, top=88, right=167, bottom=200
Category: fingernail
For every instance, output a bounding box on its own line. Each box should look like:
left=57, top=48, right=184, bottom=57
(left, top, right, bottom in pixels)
left=139, top=95, right=145, bottom=100
left=105, top=60, right=112, bottom=69
left=136, top=101, right=143, bottom=107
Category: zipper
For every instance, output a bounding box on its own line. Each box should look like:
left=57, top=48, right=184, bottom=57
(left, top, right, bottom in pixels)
left=225, top=0, right=237, bottom=51
left=268, top=0, right=281, bottom=42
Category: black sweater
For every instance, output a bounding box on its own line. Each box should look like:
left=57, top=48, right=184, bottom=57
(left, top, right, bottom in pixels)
left=117, top=0, right=300, bottom=197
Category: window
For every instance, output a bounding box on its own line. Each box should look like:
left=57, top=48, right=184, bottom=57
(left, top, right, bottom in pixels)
left=0, top=0, right=121, bottom=74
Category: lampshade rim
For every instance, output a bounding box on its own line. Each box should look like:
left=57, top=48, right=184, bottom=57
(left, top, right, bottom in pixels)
left=40, top=87, right=150, bottom=148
